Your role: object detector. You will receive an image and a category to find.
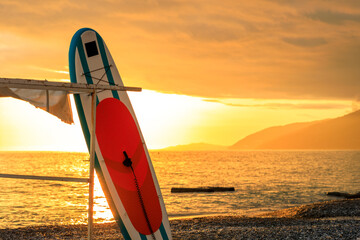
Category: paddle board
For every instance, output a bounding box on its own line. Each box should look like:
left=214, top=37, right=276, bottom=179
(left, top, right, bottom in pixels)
left=69, top=28, right=172, bottom=240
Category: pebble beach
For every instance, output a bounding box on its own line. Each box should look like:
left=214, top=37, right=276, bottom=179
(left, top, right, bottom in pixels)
left=0, top=199, right=359, bottom=240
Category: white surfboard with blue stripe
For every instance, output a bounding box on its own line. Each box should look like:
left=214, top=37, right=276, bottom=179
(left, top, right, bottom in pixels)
left=69, top=28, right=172, bottom=240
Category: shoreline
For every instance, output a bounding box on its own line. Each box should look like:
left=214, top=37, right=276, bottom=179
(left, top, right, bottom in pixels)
left=1, top=199, right=359, bottom=239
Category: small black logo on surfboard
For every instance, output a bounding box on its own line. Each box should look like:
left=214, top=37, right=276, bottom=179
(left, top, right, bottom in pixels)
left=85, top=41, right=99, bottom=58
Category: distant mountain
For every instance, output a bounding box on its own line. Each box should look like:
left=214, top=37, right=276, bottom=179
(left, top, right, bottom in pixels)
left=230, top=121, right=322, bottom=149
left=231, top=110, right=360, bottom=150
left=157, top=110, right=360, bottom=151
left=157, top=143, right=227, bottom=151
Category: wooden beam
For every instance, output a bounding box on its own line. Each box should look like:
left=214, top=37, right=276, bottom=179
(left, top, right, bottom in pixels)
left=0, top=173, right=89, bottom=183
left=88, top=90, right=96, bottom=240
left=0, top=78, right=142, bottom=93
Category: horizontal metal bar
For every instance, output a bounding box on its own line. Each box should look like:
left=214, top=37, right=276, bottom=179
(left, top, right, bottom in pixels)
left=0, top=173, right=89, bottom=183
left=0, top=78, right=142, bottom=93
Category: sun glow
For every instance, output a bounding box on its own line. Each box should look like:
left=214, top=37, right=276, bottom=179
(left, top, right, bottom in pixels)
left=93, top=174, right=114, bottom=223
left=0, top=96, right=87, bottom=152
left=0, top=88, right=352, bottom=151
left=129, top=90, right=221, bottom=149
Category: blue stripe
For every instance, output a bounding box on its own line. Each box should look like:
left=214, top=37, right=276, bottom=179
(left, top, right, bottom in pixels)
left=69, top=28, right=93, bottom=85
left=76, top=37, right=93, bottom=85
left=69, top=28, right=131, bottom=240
left=140, top=234, right=148, bottom=240
left=159, top=223, right=170, bottom=240
left=69, top=28, right=94, bottom=150
left=95, top=33, right=120, bottom=100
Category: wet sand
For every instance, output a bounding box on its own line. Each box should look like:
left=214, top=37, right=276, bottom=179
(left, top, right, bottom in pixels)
left=1, top=199, right=359, bottom=240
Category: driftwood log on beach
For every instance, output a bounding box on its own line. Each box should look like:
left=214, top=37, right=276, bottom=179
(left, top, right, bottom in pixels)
left=327, top=191, right=360, bottom=199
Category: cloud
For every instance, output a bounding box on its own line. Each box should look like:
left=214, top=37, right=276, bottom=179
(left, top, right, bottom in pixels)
left=0, top=0, right=360, bottom=101
left=306, top=10, right=360, bottom=25
left=29, top=66, right=69, bottom=75
left=282, top=37, right=327, bottom=47
left=184, top=22, right=243, bottom=42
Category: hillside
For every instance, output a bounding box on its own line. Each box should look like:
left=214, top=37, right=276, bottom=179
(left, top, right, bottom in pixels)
left=231, top=110, right=360, bottom=150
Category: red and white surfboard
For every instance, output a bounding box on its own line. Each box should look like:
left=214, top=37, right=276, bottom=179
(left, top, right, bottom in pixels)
left=69, top=28, right=172, bottom=240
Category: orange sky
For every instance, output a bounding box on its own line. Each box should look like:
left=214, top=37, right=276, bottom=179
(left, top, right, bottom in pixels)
left=0, top=0, right=359, bottom=151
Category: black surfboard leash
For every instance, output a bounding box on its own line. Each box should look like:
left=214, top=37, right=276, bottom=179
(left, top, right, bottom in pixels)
left=123, top=151, right=156, bottom=240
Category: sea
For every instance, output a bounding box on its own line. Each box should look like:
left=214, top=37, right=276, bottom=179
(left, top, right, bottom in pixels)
left=0, top=150, right=359, bottom=229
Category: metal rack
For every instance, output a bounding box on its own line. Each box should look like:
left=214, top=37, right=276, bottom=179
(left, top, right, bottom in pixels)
left=0, top=78, right=141, bottom=239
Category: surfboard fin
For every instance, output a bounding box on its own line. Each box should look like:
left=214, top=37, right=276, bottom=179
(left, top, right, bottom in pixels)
left=122, top=151, right=133, bottom=167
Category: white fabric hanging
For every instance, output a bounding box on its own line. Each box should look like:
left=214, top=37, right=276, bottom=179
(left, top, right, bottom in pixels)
left=0, top=87, right=74, bottom=124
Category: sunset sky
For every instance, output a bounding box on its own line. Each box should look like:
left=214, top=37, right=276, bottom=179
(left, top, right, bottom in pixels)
left=0, top=0, right=359, bottom=151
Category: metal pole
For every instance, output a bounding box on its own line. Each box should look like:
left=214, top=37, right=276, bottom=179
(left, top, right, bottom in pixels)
left=0, top=173, right=89, bottom=183
left=46, top=89, right=50, bottom=112
left=88, top=90, right=96, bottom=240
